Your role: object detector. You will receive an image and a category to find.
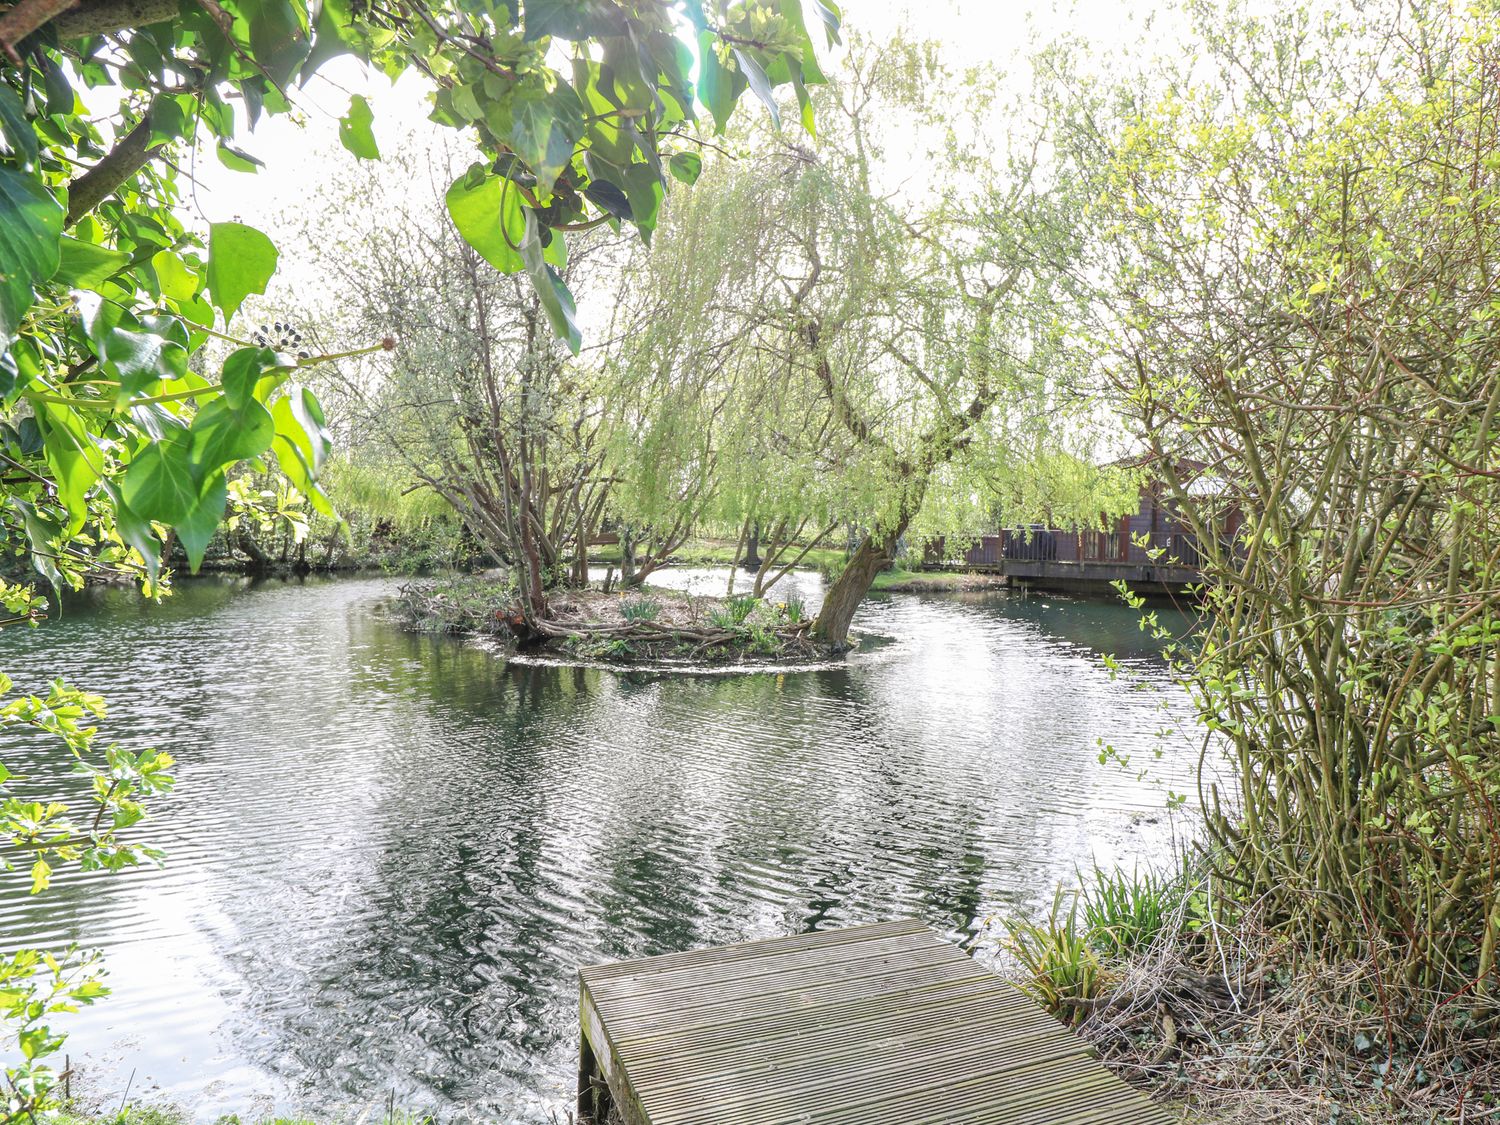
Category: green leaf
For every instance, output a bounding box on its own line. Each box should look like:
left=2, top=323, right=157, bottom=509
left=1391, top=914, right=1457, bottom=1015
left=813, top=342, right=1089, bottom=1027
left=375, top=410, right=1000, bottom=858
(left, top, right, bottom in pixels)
left=304, top=0, right=364, bottom=78
left=33, top=399, right=101, bottom=535
left=215, top=143, right=264, bottom=173
left=147, top=93, right=192, bottom=146
left=445, top=172, right=525, bottom=273
left=301, top=0, right=363, bottom=78
left=9, top=498, right=64, bottom=589
left=809, top=0, right=842, bottom=47
left=54, top=237, right=131, bottom=288
left=240, top=0, right=313, bottom=87
left=668, top=151, right=702, bottom=185
left=731, top=48, right=780, bottom=130
left=99, top=480, right=162, bottom=584
left=697, top=32, right=739, bottom=134
left=207, top=221, right=279, bottom=325
left=521, top=209, right=581, bottom=354
left=0, top=168, right=64, bottom=345
left=338, top=94, right=380, bottom=160
left=271, top=388, right=335, bottom=515
left=189, top=394, right=275, bottom=472
left=509, top=83, right=585, bottom=192
left=175, top=470, right=228, bottom=571
left=152, top=250, right=199, bottom=302
left=524, top=0, right=623, bottom=41
left=0, top=87, right=38, bottom=166
left=620, top=160, right=664, bottom=238
left=121, top=435, right=199, bottom=525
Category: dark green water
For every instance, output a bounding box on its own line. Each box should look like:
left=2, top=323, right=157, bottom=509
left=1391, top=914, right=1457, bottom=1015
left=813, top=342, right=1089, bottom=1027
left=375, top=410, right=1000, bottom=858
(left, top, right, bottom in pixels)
left=0, top=573, right=1197, bottom=1121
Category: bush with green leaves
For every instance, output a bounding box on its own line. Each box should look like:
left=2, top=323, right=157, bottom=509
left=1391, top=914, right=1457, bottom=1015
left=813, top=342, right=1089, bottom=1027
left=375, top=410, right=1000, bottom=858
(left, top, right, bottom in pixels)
left=1063, top=1, right=1500, bottom=1020
left=0, top=667, right=174, bottom=1119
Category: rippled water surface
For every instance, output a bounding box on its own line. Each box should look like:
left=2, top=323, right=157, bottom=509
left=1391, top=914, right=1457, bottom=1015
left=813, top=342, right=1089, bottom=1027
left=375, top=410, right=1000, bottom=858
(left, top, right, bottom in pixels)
left=0, top=574, right=1197, bottom=1121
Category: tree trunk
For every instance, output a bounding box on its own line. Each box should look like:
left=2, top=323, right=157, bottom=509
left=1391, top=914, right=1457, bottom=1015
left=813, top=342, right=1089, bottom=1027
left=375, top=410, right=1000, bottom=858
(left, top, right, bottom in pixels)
left=810, top=526, right=902, bottom=650
left=743, top=525, right=762, bottom=570
left=620, top=526, right=636, bottom=585
left=234, top=528, right=272, bottom=573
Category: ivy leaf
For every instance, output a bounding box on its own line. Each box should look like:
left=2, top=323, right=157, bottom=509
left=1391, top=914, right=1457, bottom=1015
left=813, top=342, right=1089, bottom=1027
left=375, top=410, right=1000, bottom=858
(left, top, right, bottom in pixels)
left=809, top=0, right=842, bottom=47
left=221, top=345, right=285, bottom=406
left=338, top=94, right=379, bottom=160
left=509, top=84, right=585, bottom=192
left=0, top=168, right=64, bottom=346
left=697, top=32, right=739, bottom=134
left=0, top=87, right=38, bottom=166
left=207, top=221, right=278, bottom=325
left=54, top=237, right=131, bottom=288
left=668, top=152, right=702, bottom=185
left=582, top=178, right=632, bottom=220
left=271, top=386, right=335, bottom=513
left=120, top=435, right=199, bottom=525
left=215, top=144, right=264, bottom=173
left=9, top=498, right=64, bottom=589
left=151, top=250, right=199, bottom=302
left=174, top=470, right=228, bottom=572
left=520, top=209, right=581, bottom=354
left=445, top=172, right=525, bottom=273
left=524, top=0, right=624, bottom=42
left=188, top=394, right=276, bottom=473
left=240, top=0, right=313, bottom=87
left=304, top=0, right=364, bottom=79
left=98, top=480, right=162, bottom=585
left=731, top=48, right=780, bottom=130
left=32, top=399, right=100, bottom=536
left=544, top=230, right=567, bottom=268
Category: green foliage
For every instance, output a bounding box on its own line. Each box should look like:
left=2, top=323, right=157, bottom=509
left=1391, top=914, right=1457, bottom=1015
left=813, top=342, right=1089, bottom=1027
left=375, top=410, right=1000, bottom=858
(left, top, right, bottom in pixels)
left=1003, top=889, right=1108, bottom=1025
left=620, top=596, right=661, bottom=624
left=0, top=676, right=173, bottom=1120
left=1061, top=0, right=1500, bottom=1019
left=1079, top=864, right=1180, bottom=960
left=207, top=223, right=280, bottom=326
left=708, top=594, right=759, bottom=629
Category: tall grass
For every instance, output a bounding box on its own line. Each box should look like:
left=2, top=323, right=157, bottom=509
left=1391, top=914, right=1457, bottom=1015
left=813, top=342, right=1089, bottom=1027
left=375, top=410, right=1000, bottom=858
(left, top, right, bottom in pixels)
left=1005, top=863, right=1188, bottom=1022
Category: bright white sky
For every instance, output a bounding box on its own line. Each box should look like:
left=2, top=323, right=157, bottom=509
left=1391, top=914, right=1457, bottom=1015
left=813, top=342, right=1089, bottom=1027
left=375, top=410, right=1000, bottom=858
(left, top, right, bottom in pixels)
left=181, top=0, right=1178, bottom=239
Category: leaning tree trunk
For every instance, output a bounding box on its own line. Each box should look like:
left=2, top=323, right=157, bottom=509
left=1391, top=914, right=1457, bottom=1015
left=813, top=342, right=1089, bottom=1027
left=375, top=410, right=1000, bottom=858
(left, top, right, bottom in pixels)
left=810, top=526, right=903, bottom=650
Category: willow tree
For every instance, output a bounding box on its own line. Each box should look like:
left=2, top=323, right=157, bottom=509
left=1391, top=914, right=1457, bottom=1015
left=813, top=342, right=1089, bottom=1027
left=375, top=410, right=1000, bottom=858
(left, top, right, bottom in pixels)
left=1062, top=1, right=1500, bottom=1016
left=597, top=140, right=861, bottom=592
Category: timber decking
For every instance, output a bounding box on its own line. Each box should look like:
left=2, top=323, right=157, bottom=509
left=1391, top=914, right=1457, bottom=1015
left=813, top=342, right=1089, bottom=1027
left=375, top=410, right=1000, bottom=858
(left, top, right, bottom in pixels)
left=576, top=918, right=1175, bottom=1125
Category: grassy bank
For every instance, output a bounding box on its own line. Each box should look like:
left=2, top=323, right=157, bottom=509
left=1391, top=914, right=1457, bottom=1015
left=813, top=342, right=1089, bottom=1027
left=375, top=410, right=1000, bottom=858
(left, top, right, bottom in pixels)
left=871, top=567, right=1007, bottom=592
left=1005, top=863, right=1500, bottom=1124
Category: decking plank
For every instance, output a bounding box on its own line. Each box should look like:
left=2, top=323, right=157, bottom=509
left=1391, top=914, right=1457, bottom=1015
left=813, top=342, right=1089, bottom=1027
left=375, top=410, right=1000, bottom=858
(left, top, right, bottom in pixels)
left=577, top=919, right=1176, bottom=1125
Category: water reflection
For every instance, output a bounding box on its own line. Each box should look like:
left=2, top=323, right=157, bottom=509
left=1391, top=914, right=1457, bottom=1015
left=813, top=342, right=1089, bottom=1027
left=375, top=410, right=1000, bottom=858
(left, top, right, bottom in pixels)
left=0, top=574, right=1196, bottom=1121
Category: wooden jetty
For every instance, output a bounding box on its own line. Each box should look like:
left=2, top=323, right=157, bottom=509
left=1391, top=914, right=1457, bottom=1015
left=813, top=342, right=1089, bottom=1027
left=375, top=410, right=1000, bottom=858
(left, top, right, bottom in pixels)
left=576, top=918, right=1175, bottom=1125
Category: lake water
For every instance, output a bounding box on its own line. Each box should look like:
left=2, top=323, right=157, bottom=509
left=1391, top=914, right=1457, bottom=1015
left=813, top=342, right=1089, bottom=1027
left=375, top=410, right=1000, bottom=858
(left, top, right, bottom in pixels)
left=0, top=573, right=1199, bottom=1122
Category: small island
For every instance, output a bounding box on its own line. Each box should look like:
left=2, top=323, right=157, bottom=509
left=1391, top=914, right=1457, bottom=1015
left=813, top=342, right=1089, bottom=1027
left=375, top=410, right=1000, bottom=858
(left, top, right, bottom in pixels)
left=394, top=575, right=832, bottom=665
